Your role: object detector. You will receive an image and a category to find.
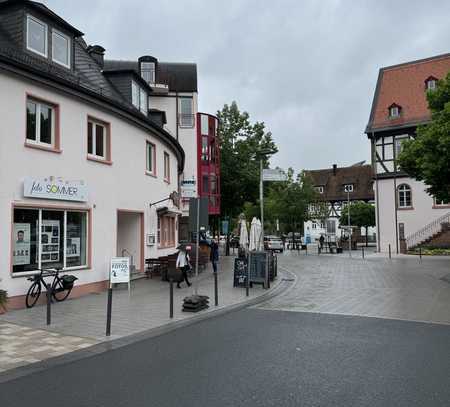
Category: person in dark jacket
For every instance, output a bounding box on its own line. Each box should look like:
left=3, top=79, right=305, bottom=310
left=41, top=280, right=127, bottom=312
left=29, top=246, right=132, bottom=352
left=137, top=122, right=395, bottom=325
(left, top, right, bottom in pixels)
left=319, top=234, right=325, bottom=252
left=210, top=239, right=219, bottom=273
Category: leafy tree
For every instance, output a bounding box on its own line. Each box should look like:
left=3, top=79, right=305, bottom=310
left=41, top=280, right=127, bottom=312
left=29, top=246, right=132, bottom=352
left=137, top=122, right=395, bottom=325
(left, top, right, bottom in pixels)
left=339, top=201, right=375, bottom=246
left=398, top=71, right=450, bottom=201
left=217, top=102, right=277, bottom=219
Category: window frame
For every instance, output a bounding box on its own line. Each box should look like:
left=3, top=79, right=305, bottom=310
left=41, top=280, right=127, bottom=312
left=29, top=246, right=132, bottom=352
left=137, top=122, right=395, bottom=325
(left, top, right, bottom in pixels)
left=132, top=81, right=139, bottom=108
left=157, top=214, right=176, bottom=249
left=397, top=184, right=412, bottom=209
left=51, top=28, right=71, bottom=68
left=25, top=95, right=60, bottom=153
left=145, top=141, right=156, bottom=176
left=11, top=205, right=91, bottom=276
left=426, top=79, right=437, bottom=91
left=87, top=116, right=112, bottom=164
left=163, top=152, right=170, bottom=183
left=141, top=61, right=155, bottom=84
left=178, top=97, right=194, bottom=128
left=389, top=105, right=400, bottom=118
left=26, top=15, right=48, bottom=58
left=433, top=197, right=450, bottom=208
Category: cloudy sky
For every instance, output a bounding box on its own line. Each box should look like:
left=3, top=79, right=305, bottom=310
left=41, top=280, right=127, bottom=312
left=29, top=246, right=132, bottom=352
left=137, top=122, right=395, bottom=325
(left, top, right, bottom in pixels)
left=50, top=0, right=450, bottom=171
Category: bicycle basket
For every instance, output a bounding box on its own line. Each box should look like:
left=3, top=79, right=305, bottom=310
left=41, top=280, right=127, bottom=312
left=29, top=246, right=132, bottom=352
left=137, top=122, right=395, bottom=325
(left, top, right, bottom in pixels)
left=61, top=275, right=78, bottom=289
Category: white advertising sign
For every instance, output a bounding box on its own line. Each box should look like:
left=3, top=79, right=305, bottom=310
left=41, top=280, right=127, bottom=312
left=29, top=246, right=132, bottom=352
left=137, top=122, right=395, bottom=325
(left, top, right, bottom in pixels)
left=24, top=177, right=88, bottom=202
left=13, top=223, right=31, bottom=265
left=110, top=257, right=130, bottom=284
left=262, top=169, right=287, bottom=182
left=181, top=179, right=197, bottom=199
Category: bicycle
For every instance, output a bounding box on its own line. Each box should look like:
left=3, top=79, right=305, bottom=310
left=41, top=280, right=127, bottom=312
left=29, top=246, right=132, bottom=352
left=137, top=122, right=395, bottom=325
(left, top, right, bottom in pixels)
left=25, top=267, right=77, bottom=308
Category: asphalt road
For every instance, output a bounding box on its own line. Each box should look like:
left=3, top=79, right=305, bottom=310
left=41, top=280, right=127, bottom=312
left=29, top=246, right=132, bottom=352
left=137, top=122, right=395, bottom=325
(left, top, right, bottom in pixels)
left=1, top=308, right=449, bottom=407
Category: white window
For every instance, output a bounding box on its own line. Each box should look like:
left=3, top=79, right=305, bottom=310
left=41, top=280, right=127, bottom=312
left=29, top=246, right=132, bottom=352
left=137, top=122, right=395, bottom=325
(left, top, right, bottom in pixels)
left=139, top=87, right=148, bottom=114
left=141, top=62, right=155, bottom=84
left=52, top=29, right=70, bottom=68
left=87, top=120, right=108, bottom=160
left=146, top=141, right=155, bottom=174
left=395, top=135, right=410, bottom=157
left=26, top=15, right=47, bottom=57
left=132, top=81, right=139, bottom=108
left=179, top=98, right=194, bottom=127
left=389, top=105, right=400, bottom=118
left=164, top=152, right=170, bottom=182
left=426, top=79, right=437, bottom=90
left=398, top=184, right=412, bottom=208
left=344, top=184, right=353, bottom=193
left=315, top=186, right=324, bottom=194
left=26, top=98, right=55, bottom=147
left=434, top=197, right=450, bottom=206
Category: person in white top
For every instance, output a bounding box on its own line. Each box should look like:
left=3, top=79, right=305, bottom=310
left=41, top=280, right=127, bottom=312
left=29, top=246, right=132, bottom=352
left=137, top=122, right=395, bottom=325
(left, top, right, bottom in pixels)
left=176, top=245, right=192, bottom=288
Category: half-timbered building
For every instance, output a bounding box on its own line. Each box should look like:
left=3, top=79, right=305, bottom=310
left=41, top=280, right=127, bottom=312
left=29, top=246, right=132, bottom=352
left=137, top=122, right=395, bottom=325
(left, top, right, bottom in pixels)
left=365, top=53, right=450, bottom=253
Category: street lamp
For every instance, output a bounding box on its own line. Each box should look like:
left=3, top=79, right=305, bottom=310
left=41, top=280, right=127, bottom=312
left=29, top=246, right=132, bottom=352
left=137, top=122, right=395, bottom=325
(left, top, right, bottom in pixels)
left=256, top=147, right=277, bottom=249
left=344, top=186, right=352, bottom=258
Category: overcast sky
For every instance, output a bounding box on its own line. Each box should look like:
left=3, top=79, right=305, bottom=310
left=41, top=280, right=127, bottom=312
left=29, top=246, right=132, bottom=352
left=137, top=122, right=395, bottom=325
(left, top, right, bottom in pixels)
left=49, top=0, right=450, bottom=171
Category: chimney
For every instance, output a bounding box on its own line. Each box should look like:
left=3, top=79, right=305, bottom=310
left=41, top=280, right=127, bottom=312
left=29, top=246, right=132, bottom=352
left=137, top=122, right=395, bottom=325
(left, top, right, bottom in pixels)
left=332, top=164, right=337, bottom=175
left=87, top=45, right=105, bottom=68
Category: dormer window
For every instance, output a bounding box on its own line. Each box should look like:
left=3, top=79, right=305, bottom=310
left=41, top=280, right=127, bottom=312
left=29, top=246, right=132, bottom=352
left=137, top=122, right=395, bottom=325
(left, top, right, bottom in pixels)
left=388, top=104, right=401, bottom=118
left=315, top=186, right=324, bottom=194
left=425, top=76, right=437, bottom=91
left=26, top=15, right=48, bottom=57
left=131, top=80, right=148, bottom=114
left=141, top=62, right=155, bottom=84
left=344, top=184, right=353, bottom=193
left=52, top=29, right=70, bottom=68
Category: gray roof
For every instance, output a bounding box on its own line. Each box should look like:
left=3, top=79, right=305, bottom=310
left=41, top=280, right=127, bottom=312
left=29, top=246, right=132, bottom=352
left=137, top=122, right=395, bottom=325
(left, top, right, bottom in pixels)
left=104, top=59, right=198, bottom=92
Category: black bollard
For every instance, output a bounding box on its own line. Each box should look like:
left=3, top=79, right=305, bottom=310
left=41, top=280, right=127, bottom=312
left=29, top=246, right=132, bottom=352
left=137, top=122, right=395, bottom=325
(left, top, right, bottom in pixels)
left=388, top=244, right=391, bottom=259
left=169, top=278, right=174, bottom=318
left=46, top=284, right=51, bottom=326
left=246, top=264, right=250, bottom=297
left=362, top=246, right=365, bottom=259
left=214, top=271, right=218, bottom=306
left=106, top=287, right=113, bottom=336
left=419, top=247, right=422, bottom=260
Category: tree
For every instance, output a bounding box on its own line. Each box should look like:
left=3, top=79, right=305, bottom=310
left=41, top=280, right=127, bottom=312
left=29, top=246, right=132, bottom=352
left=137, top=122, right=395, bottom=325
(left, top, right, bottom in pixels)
left=217, top=102, right=278, bottom=219
left=398, top=71, right=450, bottom=202
left=339, top=201, right=375, bottom=246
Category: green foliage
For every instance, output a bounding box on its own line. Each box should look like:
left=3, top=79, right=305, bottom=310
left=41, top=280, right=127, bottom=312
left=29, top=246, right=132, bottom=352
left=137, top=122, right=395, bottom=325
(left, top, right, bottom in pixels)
left=398, top=71, right=450, bottom=201
left=217, top=101, right=277, bottom=218
left=339, top=201, right=375, bottom=228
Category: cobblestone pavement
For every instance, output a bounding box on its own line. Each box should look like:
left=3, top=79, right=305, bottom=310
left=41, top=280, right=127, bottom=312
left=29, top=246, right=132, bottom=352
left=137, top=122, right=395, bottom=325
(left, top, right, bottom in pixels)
left=0, top=322, right=97, bottom=372
left=0, top=256, right=280, bottom=373
left=256, top=250, right=450, bottom=324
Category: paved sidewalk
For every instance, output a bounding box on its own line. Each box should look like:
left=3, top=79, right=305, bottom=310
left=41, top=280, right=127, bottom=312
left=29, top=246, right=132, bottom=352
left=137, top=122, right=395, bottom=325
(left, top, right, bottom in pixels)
left=0, top=255, right=281, bottom=373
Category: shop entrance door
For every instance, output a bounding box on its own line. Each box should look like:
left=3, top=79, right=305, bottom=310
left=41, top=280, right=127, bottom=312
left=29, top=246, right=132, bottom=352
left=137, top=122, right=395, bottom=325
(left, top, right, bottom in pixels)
left=116, top=210, right=144, bottom=274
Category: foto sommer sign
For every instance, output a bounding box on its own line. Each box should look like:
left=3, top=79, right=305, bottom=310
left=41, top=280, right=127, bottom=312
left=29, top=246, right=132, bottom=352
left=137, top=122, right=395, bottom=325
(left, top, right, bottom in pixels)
left=24, top=177, right=88, bottom=202
left=110, top=257, right=130, bottom=284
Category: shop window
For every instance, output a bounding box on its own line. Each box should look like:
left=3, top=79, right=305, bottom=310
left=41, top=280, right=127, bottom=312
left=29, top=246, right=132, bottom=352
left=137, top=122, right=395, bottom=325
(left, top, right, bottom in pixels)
left=398, top=184, right=412, bottom=208
left=158, top=215, right=175, bottom=248
left=26, top=97, right=59, bottom=150
left=164, top=152, right=170, bottom=183
left=52, top=29, right=70, bottom=68
left=87, top=117, right=111, bottom=163
left=146, top=141, right=156, bottom=175
left=12, top=207, right=88, bottom=274
left=26, top=15, right=47, bottom=57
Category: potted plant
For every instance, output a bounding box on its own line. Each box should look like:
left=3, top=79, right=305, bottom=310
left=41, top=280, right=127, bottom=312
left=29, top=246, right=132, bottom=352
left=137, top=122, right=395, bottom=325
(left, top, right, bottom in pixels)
left=0, top=277, right=7, bottom=313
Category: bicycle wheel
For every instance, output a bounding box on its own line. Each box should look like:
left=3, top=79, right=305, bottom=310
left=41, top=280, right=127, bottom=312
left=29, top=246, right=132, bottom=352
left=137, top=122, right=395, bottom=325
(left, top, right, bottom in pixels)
left=52, top=278, right=72, bottom=302
left=25, top=281, right=41, bottom=308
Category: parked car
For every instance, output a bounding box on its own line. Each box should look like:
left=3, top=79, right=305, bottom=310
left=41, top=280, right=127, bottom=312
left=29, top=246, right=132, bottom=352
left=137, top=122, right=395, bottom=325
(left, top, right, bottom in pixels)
left=264, top=235, right=284, bottom=252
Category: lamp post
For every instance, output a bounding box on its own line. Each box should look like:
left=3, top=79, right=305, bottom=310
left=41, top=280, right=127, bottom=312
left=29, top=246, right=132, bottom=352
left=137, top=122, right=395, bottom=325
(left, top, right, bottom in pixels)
left=346, top=187, right=352, bottom=258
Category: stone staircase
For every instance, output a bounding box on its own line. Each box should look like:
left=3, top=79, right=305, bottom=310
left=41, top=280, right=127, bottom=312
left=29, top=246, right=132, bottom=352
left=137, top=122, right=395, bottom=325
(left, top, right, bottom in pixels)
left=406, top=212, right=450, bottom=250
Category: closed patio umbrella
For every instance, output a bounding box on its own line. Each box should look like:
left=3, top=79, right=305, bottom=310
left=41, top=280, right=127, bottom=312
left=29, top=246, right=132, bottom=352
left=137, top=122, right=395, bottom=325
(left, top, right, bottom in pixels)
left=239, top=219, right=248, bottom=248
left=249, top=217, right=261, bottom=251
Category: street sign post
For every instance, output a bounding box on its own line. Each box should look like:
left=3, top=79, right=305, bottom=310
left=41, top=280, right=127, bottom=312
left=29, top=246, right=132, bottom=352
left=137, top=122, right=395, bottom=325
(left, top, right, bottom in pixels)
left=262, top=168, right=287, bottom=182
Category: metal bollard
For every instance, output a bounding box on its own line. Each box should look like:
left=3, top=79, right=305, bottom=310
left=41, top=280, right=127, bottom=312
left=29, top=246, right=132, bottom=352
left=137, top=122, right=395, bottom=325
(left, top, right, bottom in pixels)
left=169, top=278, right=174, bottom=318
left=419, top=247, right=422, bottom=260
left=246, top=264, right=250, bottom=297
left=214, top=271, right=218, bottom=306
left=46, top=285, right=52, bottom=326
left=362, top=246, right=365, bottom=259
left=388, top=244, right=391, bottom=259
left=106, top=287, right=113, bottom=336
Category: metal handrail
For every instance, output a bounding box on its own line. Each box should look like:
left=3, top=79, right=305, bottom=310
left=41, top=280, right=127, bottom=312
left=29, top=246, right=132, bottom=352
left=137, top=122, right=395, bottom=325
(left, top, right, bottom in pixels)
left=405, top=211, right=450, bottom=249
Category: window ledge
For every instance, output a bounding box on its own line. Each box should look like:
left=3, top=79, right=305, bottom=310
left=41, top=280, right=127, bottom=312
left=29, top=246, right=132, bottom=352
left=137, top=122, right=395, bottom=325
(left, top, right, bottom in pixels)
left=87, top=155, right=112, bottom=165
left=25, top=141, right=62, bottom=154
left=145, top=170, right=157, bottom=178
left=398, top=207, right=414, bottom=211
left=433, top=205, right=450, bottom=209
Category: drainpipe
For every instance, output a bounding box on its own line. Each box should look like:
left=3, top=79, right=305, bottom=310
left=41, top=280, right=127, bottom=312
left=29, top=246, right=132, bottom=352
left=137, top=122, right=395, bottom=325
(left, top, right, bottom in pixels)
left=175, top=92, right=179, bottom=141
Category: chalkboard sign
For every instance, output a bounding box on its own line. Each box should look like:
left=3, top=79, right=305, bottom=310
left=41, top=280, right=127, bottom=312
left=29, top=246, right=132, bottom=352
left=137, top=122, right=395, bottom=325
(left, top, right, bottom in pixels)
left=233, top=258, right=248, bottom=287
left=249, top=251, right=267, bottom=287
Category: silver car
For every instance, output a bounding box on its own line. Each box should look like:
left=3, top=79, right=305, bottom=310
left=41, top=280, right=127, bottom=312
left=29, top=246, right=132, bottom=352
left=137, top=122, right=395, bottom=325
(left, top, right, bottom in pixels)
left=264, top=235, right=284, bottom=252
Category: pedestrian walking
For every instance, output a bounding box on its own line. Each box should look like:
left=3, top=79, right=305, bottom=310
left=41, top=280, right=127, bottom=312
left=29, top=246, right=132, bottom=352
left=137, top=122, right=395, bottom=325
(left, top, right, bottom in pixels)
left=319, top=234, right=325, bottom=252
left=210, top=238, right=219, bottom=273
left=176, top=245, right=192, bottom=288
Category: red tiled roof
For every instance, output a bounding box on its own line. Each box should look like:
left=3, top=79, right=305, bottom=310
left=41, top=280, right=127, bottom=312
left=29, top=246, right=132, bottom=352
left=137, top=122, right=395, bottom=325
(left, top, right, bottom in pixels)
left=366, top=53, right=450, bottom=133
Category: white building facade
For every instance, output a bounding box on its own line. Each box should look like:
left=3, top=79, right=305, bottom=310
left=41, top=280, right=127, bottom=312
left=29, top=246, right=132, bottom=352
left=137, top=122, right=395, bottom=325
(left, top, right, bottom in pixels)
left=0, top=1, right=185, bottom=309
left=366, top=54, right=450, bottom=253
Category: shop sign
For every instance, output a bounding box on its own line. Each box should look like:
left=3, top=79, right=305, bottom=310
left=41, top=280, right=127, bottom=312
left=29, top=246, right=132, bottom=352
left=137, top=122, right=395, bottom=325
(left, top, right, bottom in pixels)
left=23, top=177, right=88, bottom=202
left=262, top=169, right=287, bottom=182
left=13, top=223, right=31, bottom=265
left=181, top=179, right=196, bottom=199
left=110, top=257, right=130, bottom=284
